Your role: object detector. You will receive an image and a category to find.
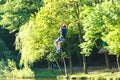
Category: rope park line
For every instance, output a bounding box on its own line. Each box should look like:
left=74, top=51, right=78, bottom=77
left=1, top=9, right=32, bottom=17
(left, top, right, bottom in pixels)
left=52, top=23, right=68, bottom=76
left=46, top=39, right=68, bottom=76
left=52, top=50, right=68, bottom=76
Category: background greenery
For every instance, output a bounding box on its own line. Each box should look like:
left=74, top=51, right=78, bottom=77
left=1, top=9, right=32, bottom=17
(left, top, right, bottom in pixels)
left=0, top=0, right=119, bottom=78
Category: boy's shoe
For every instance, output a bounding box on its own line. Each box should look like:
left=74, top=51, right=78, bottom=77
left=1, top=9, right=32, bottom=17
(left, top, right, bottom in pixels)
left=56, top=49, right=60, bottom=54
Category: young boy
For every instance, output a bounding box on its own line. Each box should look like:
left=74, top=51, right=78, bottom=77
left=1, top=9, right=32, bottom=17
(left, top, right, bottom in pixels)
left=54, top=23, right=67, bottom=53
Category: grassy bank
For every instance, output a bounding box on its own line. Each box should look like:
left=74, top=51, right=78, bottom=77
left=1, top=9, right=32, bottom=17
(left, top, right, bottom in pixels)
left=8, top=67, right=117, bottom=80
left=34, top=68, right=120, bottom=80
left=34, top=69, right=62, bottom=78
left=57, top=68, right=120, bottom=80
left=58, top=74, right=120, bottom=80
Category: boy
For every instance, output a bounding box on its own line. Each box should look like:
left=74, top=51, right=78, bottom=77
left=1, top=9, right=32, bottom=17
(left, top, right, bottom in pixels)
left=54, top=23, right=67, bottom=53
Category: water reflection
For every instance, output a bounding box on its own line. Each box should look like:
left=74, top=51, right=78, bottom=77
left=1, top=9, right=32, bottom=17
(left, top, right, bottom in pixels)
left=0, top=78, right=57, bottom=80
left=35, top=78, right=56, bottom=80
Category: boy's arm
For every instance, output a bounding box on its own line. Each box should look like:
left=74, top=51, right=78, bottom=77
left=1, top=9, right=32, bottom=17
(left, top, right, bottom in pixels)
left=58, top=27, right=61, bottom=32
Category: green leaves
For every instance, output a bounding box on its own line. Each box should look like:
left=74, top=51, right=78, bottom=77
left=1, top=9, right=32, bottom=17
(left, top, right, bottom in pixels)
left=1, top=0, right=119, bottom=68
left=103, top=28, right=120, bottom=56
left=101, top=0, right=120, bottom=56
left=80, top=0, right=120, bottom=56
left=15, top=0, right=79, bottom=66
left=80, top=41, right=93, bottom=56
left=0, top=0, right=43, bottom=32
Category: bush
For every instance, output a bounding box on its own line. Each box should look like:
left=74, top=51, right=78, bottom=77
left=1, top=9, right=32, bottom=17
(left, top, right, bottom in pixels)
left=0, top=59, right=34, bottom=78
left=12, top=67, right=35, bottom=78
left=0, top=59, right=12, bottom=77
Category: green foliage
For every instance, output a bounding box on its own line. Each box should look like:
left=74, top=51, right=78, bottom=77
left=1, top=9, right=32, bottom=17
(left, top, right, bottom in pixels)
left=12, top=67, right=35, bottom=78
left=16, top=0, right=105, bottom=67
left=103, top=29, right=120, bottom=56
left=0, top=0, right=43, bottom=32
left=100, top=0, right=120, bottom=56
left=0, top=38, right=8, bottom=56
left=80, top=41, right=94, bottom=56
left=15, top=0, right=81, bottom=67
left=34, top=69, right=62, bottom=78
left=1, top=0, right=120, bottom=76
left=0, top=59, right=16, bottom=78
left=0, top=38, right=13, bottom=60
left=0, top=0, right=44, bottom=67
left=0, top=38, right=17, bottom=62
left=0, top=59, right=34, bottom=78
left=45, top=53, right=55, bottom=62
left=16, top=21, right=49, bottom=67
left=0, top=0, right=6, bottom=4
left=80, top=0, right=120, bottom=56
left=0, top=59, right=7, bottom=77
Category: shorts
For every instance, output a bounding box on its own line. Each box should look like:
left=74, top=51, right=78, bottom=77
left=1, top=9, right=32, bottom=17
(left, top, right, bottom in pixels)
left=55, top=36, right=64, bottom=43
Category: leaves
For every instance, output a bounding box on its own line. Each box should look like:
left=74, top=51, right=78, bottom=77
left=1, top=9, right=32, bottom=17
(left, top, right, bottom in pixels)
left=0, top=0, right=43, bottom=32
left=81, top=0, right=120, bottom=56
left=15, top=0, right=82, bottom=66
left=1, top=0, right=120, bottom=69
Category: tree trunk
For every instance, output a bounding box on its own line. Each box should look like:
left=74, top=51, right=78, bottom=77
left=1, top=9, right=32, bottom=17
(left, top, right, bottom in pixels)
left=53, top=55, right=64, bottom=74
left=73, top=1, right=88, bottom=74
left=82, top=55, right=88, bottom=74
left=47, top=61, right=51, bottom=70
left=116, top=55, right=120, bottom=71
left=104, top=52, right=111, bottom=69
left=62, top=54, right=67, bottom=76
left=67, top=42, right=73, bottom=74
left=77, top=23, right=88, bottom=74
left=69, top=56, right=73, bottom=74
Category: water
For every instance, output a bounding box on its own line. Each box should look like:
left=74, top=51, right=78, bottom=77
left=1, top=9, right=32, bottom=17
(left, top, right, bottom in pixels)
left=0, top=78, right=57, bottom=80
left=35, top=78, right=56, bottom=80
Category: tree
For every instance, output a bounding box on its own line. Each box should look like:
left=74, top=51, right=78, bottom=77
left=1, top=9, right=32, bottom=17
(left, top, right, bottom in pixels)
left=81, top=0, right=120, bottom=70
left=101, top=0, right=120, bottom=70
left=15, top=0, right=99, bottom=74
left=0, top=0, right=43, bottom=76
left=15, top=0, right=73, bottom=68
left=0, top=0, right=43, bottom=32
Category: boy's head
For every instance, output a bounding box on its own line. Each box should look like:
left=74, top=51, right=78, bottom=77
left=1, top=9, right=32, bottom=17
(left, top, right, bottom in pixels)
left=62, top=23, right=66, bottom=27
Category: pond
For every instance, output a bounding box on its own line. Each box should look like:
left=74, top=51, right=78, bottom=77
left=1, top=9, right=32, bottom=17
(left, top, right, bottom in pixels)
left=35, top=78, right=57, bottom=80
left=0, top=78, right=57, bottom=80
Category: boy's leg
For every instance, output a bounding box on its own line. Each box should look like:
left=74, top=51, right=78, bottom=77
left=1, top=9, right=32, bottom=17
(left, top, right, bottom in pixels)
left=58, top=41, right=62, bottom=50
left=54, top=41, right=58, bottom=49
left=58, top=37, right=64, bottom=50
left=56, top=40, right=63, bottom=53
left=54, top=38, right=60, bottom=50
left=54, top=41, right=61, bottom=53
left=54, top=36, right=64, bottom=53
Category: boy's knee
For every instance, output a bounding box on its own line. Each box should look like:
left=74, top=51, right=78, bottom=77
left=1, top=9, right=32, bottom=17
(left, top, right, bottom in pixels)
left=58, top=42, right=61, bottom=45
left=54, top=42, right=56, bottom=45
left=54, top=41, right=57, bottom=45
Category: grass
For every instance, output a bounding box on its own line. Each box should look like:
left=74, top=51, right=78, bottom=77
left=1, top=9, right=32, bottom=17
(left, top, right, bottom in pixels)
left=33, top=68, right=120, bottom=80
left=34, top=69, right=62, bottom=78
left=6, top=67, right=118, bottom=80
left=57, top=68, right=120, bottom=80
left=57, top=73, right=120, bottom=80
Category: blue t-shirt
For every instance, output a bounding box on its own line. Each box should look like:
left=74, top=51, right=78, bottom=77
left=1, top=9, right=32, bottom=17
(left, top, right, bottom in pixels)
left=61, top=27, right=67, bottom=38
